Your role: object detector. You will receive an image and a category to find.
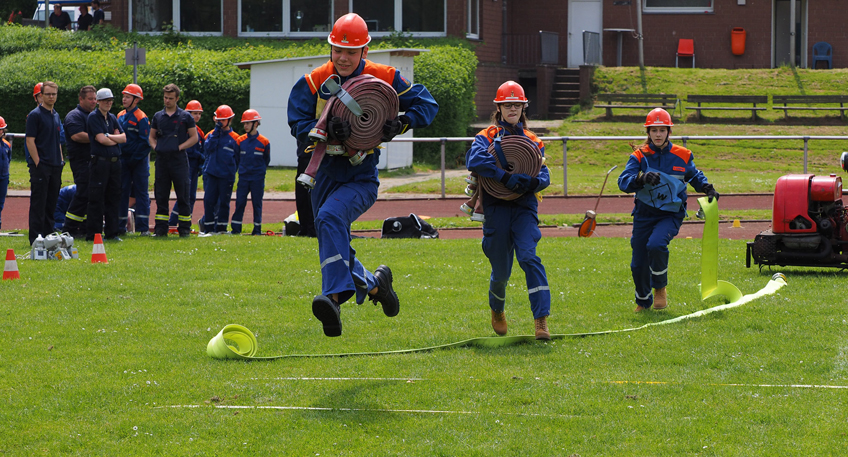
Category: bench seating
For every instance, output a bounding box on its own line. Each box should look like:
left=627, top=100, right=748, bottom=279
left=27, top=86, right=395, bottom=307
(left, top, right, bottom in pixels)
left=685, top=95, right=768, bottom=120
left=772, top=95, right=848, bottom=120
left=595, top=94, right=678, bottom=118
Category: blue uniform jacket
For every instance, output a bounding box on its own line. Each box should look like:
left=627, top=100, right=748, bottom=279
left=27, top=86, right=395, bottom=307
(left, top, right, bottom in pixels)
left=186, top=126, right=205, bottom=162
left=203, top=126, right=240, bottom=179
left=287, top=58, right=438, bottom=183
left=236, top=132, right=270, bottom=179
left=117, top=106, right=151, bottom=161
left=618, top=141, right=710, bottom=213
left=54, top=184, right=76, bottom=228
left=465, top=121, right=551, bottom=210
left=0, top=139, right=10, bottom=177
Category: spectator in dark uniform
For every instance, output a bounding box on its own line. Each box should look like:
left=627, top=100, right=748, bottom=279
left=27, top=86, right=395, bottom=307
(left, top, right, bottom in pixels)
left=86, top=88, right=126, bottom=241
left=25, top=81, right=65, bottom=245
left=62, top=85, right=97, bottom=238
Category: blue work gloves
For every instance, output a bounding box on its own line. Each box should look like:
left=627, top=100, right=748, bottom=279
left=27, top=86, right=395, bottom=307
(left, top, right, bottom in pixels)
left=500, top=172, right=537, bottom=194
left=635, top=171, right=661, bottom=187
left=703, top=183, right=720, bottom=202
left=327, top=116, right=351, bottom=142
left=381, top=115, right=411, bottom=142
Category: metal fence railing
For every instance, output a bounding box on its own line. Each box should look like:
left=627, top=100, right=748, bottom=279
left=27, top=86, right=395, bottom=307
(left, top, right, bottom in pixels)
left=8, top=133, right=847, bottom=198
left=504, top=31, right=559, bottom=66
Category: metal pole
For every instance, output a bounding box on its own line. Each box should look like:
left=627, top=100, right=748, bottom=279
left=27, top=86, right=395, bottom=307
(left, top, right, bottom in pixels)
left=501, top=0, right=508, bottom=64
left=682, top=136, right=688, bottom=148
left=803, top=137, right=808, bottom=173
left=44, top=0, right=50, bottom=28
left=790, top=0, right=796, bottom=67
left=561, top=138, right=568, bottom=196
left=440, top=138, right=446, bottom=199
left=133, top=41, right=139, bottom=85
left=636, top=0, right=644, bottom=69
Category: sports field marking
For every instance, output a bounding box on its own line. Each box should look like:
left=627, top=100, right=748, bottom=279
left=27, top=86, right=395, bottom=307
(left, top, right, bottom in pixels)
left=161, top=404, right=576, bottom=418
left=606, top=380, right=848, bottom=390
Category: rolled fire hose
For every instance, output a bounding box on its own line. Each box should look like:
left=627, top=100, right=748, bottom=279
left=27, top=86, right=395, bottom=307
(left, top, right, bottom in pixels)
left=207, top=197, right=787, bottom=360
left=296, top=74, right=399, bottom=189
left=478, top=135, right=544, bottom=201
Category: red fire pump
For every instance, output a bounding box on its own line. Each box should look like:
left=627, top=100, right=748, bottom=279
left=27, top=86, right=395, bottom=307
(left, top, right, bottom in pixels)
left=747, top=154, right=848, bottom=269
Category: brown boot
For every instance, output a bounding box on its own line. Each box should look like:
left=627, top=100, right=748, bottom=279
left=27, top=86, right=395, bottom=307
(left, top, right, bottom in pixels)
left=534, top=316, right=550, bottom=340
left=634, top=305, right=650, bottom=313
left=653, top=287, right=668, bottom=310
left=491, top=310, right=508, bottom=336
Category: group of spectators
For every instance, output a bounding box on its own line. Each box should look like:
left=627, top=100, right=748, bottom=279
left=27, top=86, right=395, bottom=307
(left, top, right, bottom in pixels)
left=17, top=80, right=272, bottom=243
left=49, top=1, right=105, bottom=31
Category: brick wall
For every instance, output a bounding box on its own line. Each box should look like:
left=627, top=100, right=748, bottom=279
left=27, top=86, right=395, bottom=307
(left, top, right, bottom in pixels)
left=807, top=0, right=848, bottom=68
left=475, top=63, right=520, bottom=120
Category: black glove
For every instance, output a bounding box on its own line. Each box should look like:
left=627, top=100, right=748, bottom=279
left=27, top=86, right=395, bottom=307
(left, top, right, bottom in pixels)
left=327, top=117, right=351, bottom=142
left=635, top=171, right=661, bottom=187
left=703, top=183, right=720, bottom=202
left=381, top=115, right=411, bottom=142
left=500, top=173, right=533, bottom=193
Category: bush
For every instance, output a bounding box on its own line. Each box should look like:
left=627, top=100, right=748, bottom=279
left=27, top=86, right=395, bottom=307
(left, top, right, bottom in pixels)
left=0, top=26, right=478, bottom=165
left=412, top=46, right=478, bottom=166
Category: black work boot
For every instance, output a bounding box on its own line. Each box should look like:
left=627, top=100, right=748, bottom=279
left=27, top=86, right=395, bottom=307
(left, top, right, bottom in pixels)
left=312, top=295, right=342, bottom=337
left=369, top=265, right=399, bottom=317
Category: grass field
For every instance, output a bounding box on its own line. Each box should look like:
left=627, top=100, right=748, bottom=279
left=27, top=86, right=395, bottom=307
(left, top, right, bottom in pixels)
left=2, top=234, right=846, bottom=455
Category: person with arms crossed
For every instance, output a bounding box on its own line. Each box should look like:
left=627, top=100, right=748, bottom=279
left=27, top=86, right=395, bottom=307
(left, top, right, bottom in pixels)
left=201, top=105, right=239, bottom=234
left=85, top=88, right=126, bottom=241
left=61, top=85, right=97, bottom=238
left=170, top=100, right=205, bottom=227
left=232, top=109, right=270, bottom=235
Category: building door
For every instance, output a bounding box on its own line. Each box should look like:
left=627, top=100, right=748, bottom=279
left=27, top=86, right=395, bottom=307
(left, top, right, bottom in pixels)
left=567, top=0, right=603, bottom=68
left=774, top=0, right=806, bottom=67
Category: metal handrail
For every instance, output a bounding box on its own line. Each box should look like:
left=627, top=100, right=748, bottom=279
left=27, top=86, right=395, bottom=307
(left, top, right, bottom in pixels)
left=8, top=133, right=846, bottom=198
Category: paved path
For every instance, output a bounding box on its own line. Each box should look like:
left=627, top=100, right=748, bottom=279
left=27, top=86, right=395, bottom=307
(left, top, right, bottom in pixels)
left=1, top=190, right=772, bottom=240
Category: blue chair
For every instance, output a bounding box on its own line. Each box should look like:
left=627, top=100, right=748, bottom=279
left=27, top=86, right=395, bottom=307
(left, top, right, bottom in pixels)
left=812, top=42, right=833, bottom=69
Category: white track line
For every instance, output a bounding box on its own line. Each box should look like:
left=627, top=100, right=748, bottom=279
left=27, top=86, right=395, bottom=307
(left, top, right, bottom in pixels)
left=161, top=404, right=574, bottom=418
left=607, top=380, right=848, bottom=389
left=249, top=377, right=424, bottom=381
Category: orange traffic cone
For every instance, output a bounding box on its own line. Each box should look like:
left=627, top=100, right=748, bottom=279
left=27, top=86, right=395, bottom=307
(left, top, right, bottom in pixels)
left=3, top=249, right=20, bottom=280
left=91, top=233, right=108, bottom=264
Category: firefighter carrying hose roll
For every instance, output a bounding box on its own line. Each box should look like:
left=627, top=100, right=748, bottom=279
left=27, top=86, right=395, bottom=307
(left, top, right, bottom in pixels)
left=286, top=12, right=439, bottom=337
left=465, top=81, right=552, bottom=340
left=617, top=108, right=720, bottom=312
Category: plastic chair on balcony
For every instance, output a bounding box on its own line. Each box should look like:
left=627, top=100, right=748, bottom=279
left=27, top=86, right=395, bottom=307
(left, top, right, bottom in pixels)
left=812, top=42, right=833, bottom=69
left=676, top=39, right=695, bottom=68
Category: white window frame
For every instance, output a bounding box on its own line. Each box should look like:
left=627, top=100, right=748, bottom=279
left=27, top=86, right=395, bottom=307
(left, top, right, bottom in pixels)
left=128, top=0, right=224, bottom=35
left=349, top=0, right=447, bottom=37
left=466, top=0, right=479, bottom=39
left=238, top=0, right=333, bottom=37
left=643, top=0, right=714, bottom=14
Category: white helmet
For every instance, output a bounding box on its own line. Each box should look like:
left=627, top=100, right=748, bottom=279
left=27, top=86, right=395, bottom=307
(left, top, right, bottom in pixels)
left=96, top=88, right=114, bottom=100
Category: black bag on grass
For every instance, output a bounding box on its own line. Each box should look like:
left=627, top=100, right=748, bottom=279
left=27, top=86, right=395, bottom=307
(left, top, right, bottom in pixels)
left=381, top=213, right=439, bottom=239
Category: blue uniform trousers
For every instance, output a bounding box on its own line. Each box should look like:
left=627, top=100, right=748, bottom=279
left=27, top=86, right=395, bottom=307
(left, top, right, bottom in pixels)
left=630, top=203, right=684, bottom=307
left=482, top=203, right=551, bottom=320
left=28, top=163, right=63, bottom=244
left=312, top=177, right=379, bottom=305
left=86, top=157, right=122, bottom=240
left=119, top=157, right=150, bottom=233
left=202, top=173, right=234, bottom=233
left=0, top=175, right=7, bottom=229
left=231, top=177, right=264, bottom=234
left=153, top=150, right=191, bottom=236
left=169, top=156, right=202, bottom=226
left=62, top=153, right=90, bottom=234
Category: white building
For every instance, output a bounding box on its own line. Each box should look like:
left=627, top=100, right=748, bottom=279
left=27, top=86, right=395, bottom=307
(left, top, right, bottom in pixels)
left=233, top=48, right=427, bottom=168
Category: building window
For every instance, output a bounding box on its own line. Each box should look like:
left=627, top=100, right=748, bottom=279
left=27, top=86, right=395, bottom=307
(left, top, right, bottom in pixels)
left=130, top=0, right=221, bottom=33
left=467, top=0, right=479, bottom=39
left=643, top=0, right=714, bottom=13
left=351, top=0, right=446, bottom=36
left=240, top=0, right=332, bottom=36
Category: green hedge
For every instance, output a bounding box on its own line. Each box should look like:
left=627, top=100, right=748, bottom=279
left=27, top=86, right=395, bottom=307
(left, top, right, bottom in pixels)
left=0, top=25, right=477, bottom=165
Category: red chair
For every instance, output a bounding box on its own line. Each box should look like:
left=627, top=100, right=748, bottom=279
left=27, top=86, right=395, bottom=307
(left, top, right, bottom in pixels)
left=676, top=39, right=695, bottom=68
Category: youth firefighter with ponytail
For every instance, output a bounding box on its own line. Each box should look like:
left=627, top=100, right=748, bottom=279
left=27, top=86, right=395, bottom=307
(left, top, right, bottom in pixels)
left=287, top=12, right=438, bottom=337
left=465, top=81, right=552, bottom=340
left=618, top=108, right=720, bottom=312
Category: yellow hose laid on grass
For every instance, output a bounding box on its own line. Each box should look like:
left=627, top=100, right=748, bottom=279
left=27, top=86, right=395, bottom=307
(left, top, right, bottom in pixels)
left=207, top=199, right=787, bottom=360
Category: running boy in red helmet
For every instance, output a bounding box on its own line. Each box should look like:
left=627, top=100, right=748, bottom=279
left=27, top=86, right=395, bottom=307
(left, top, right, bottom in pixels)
left=287, top=12, right=438, bottom=337
left=618, top=108, right=720, bottom=312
